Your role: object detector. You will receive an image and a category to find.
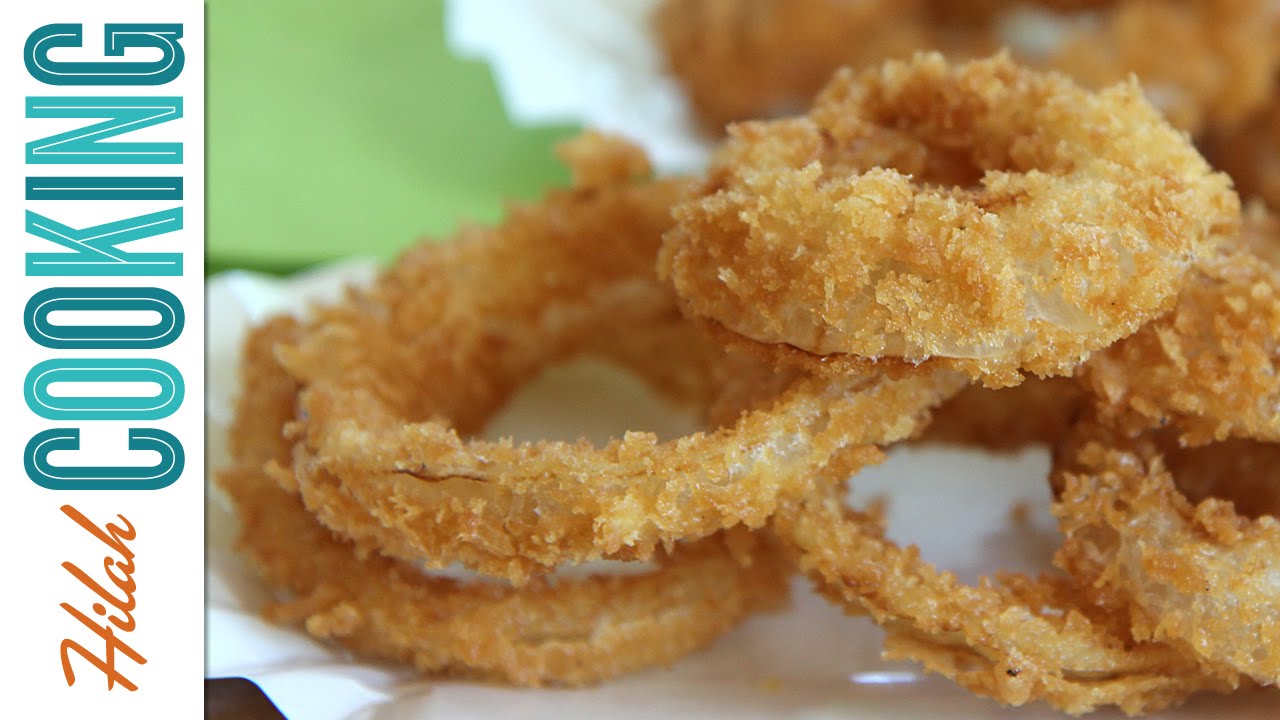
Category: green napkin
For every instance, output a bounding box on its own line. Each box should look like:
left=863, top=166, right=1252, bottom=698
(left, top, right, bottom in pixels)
left=207, top=0, right=577, bottom=274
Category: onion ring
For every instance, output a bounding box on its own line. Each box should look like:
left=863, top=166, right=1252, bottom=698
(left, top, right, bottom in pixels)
left=771, top=459, right=1240, bottom=714
left=219, top=316, right=791, bottom=686
left=660, top=53, right=1238, bottom=387
left=1053, top=415, right=1280, bottom=685
left=270, top=134, right=966, bottom=584
left=1081, top=209, right=1280, bottom=445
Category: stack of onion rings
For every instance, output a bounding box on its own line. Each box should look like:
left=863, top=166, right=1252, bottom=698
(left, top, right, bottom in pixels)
left=221, top=315, right=794, bottom=685
left=277, top=133, right=964, bottom=584
left=220, top=47, right=1279, bottom=714
left=1051, top=209, right=1280, bottom=689
left=221, top=132, right=963, bottom=684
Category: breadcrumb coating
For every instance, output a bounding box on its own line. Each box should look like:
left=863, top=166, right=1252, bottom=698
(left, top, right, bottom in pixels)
left=1082, top=209, right=1280, bottom=445
left=661, top=53, right=1239, bottom=386
left=261, top=134, right=966, bottom=583
left=1055, top=419, right=1280, bottom=685
left=219, top=317, right=791, bottom=686
left=772, top=465, right=1239, bottom=715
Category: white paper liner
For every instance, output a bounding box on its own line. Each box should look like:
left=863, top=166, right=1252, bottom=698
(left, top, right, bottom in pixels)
left=445, top=0, right=712, bottom=175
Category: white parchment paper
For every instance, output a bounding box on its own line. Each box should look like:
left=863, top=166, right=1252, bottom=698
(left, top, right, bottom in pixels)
left=445, top=0, right=712, bottom=174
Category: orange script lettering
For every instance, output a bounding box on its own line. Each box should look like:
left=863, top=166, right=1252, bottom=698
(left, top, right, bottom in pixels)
left=58, top=504, right=146, bottom=691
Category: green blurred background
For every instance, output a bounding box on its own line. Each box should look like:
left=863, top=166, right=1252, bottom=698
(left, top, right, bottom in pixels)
left=208, top=0, right=579, bottom=275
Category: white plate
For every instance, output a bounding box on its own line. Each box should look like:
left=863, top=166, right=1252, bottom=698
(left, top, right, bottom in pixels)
left=205, top=264, right=1275, bottom=719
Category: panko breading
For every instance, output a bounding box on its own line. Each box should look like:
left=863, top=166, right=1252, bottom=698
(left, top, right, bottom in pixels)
left=772, top=466, right=1240, bottom=715
left=1082, top=209, right=1280, bottom=445
left=216, top=12, right=1280, bottom=707
left=260, top=135, right=966, bottom=584
left=219, top=317, right=792, bottom=686
left=661, top=53, right=1238, bottom=386
left=1055, top=419, right=1280, bottom=685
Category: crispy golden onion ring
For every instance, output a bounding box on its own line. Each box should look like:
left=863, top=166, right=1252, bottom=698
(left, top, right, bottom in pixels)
left=273, top=135, right=966, bottom=584
left=661, top=53, right=1238, bottom=387
left=772, top=462, right=1239, bottom=715
left=1054, top=418, right=1280, bottom=686
left=219, top=316, right=790, bottom=686
left=1082, top=209, right=1280, bottom=445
